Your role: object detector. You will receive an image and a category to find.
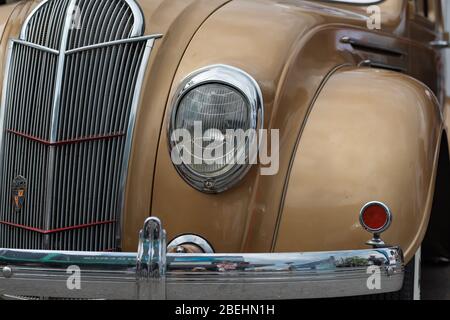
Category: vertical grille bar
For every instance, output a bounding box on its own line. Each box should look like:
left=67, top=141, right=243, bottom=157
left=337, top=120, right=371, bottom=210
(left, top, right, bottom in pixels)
left=43, top=0, right=77, bottom=249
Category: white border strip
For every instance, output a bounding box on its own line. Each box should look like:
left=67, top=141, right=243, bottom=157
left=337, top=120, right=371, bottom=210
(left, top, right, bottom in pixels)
left=414, top=246, right=422, bottom=300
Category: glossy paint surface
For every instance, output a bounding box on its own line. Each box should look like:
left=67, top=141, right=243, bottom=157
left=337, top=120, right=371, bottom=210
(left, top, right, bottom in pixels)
left=276, top=68, right=441, bottom=262
left=0, top=1, right=445, bottom=262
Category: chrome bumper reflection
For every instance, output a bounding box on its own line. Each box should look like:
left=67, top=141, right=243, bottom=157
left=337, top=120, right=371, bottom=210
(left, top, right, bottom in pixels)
left=0, top=217, right=404, bottom=300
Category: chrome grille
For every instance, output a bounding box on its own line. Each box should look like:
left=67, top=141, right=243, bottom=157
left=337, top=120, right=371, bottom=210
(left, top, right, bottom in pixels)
left=23, top=0, right=71, bottom=50
left=0, top=0, right=159, bottom=251
left=66, top=0, right=136, bottom=50
left=58, top=43, right=144, bottom=140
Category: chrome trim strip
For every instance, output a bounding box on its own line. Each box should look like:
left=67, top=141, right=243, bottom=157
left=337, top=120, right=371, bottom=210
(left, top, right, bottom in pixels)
left=43, top=0, right=77, bottom=247
left=117, top=39, right=155, bottom=249
left=64, top=34, right=163, bottom=55
left=0, top=41, right=14, bottom=196
left=124, top=0, right=145, bottom=37
left=49, top=0, right=77, bottom=143
left=0, top=217, right=405, bottom=300
left=19, top=0, right=50, bottom=40
left=10, top=39, right=59, bottom=55
left=39, top=0, right=74, bottom=246
left=430, top=40, right=450, bottom=49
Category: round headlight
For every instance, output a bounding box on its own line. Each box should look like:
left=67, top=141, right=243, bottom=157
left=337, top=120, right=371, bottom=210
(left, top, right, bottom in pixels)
left=169, top=65, right=263, bottom=193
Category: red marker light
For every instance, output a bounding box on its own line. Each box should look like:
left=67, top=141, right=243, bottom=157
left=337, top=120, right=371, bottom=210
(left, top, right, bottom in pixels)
left=360, top=202, right=392, bottom=233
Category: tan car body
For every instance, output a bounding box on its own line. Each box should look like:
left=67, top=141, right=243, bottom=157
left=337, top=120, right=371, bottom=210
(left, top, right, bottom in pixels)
left=0, top=0, right=447, bottom=264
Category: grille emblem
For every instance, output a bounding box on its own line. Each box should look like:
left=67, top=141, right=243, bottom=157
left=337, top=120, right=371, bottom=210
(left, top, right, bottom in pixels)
left=12, top=176, right=27, bottom=212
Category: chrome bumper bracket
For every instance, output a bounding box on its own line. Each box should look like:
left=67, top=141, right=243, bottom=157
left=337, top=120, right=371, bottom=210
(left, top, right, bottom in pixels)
left=136, top=217, right=166, bottom=299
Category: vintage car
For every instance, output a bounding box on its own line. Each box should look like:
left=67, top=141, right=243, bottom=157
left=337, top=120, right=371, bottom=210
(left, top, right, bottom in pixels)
left=0, top=0, right=449, bottom=300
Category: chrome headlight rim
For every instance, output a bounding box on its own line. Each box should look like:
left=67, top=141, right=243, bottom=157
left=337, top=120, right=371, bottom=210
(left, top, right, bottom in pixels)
left=168, top=64, right=264, bottom=193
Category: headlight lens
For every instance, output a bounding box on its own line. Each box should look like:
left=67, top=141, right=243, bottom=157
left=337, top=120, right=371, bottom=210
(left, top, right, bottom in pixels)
left=169, top=65, right=263, bottom=193
left=175, top=83, right=250, bottom=176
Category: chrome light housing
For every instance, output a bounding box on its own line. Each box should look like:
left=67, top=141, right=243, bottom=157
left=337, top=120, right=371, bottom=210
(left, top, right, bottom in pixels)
left=168, top=65, right=263, bottom=193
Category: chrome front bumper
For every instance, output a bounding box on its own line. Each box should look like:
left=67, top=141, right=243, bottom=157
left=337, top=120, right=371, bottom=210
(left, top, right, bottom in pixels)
left=0, top=217, right=404, bottom=300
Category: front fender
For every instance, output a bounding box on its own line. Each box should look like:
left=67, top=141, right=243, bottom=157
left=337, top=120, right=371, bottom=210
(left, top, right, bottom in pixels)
left=275, top=68, right=442, bottom=263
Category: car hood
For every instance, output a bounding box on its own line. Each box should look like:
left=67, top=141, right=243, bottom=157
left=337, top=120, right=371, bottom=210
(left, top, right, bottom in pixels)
left=135, top=0, right=232, bottom=37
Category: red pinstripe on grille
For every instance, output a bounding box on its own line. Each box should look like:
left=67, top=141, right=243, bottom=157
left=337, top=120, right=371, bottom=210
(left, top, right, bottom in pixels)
left=6, top=129, right=125, bottom=146
left=0, top=220, right=116, bottom=234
